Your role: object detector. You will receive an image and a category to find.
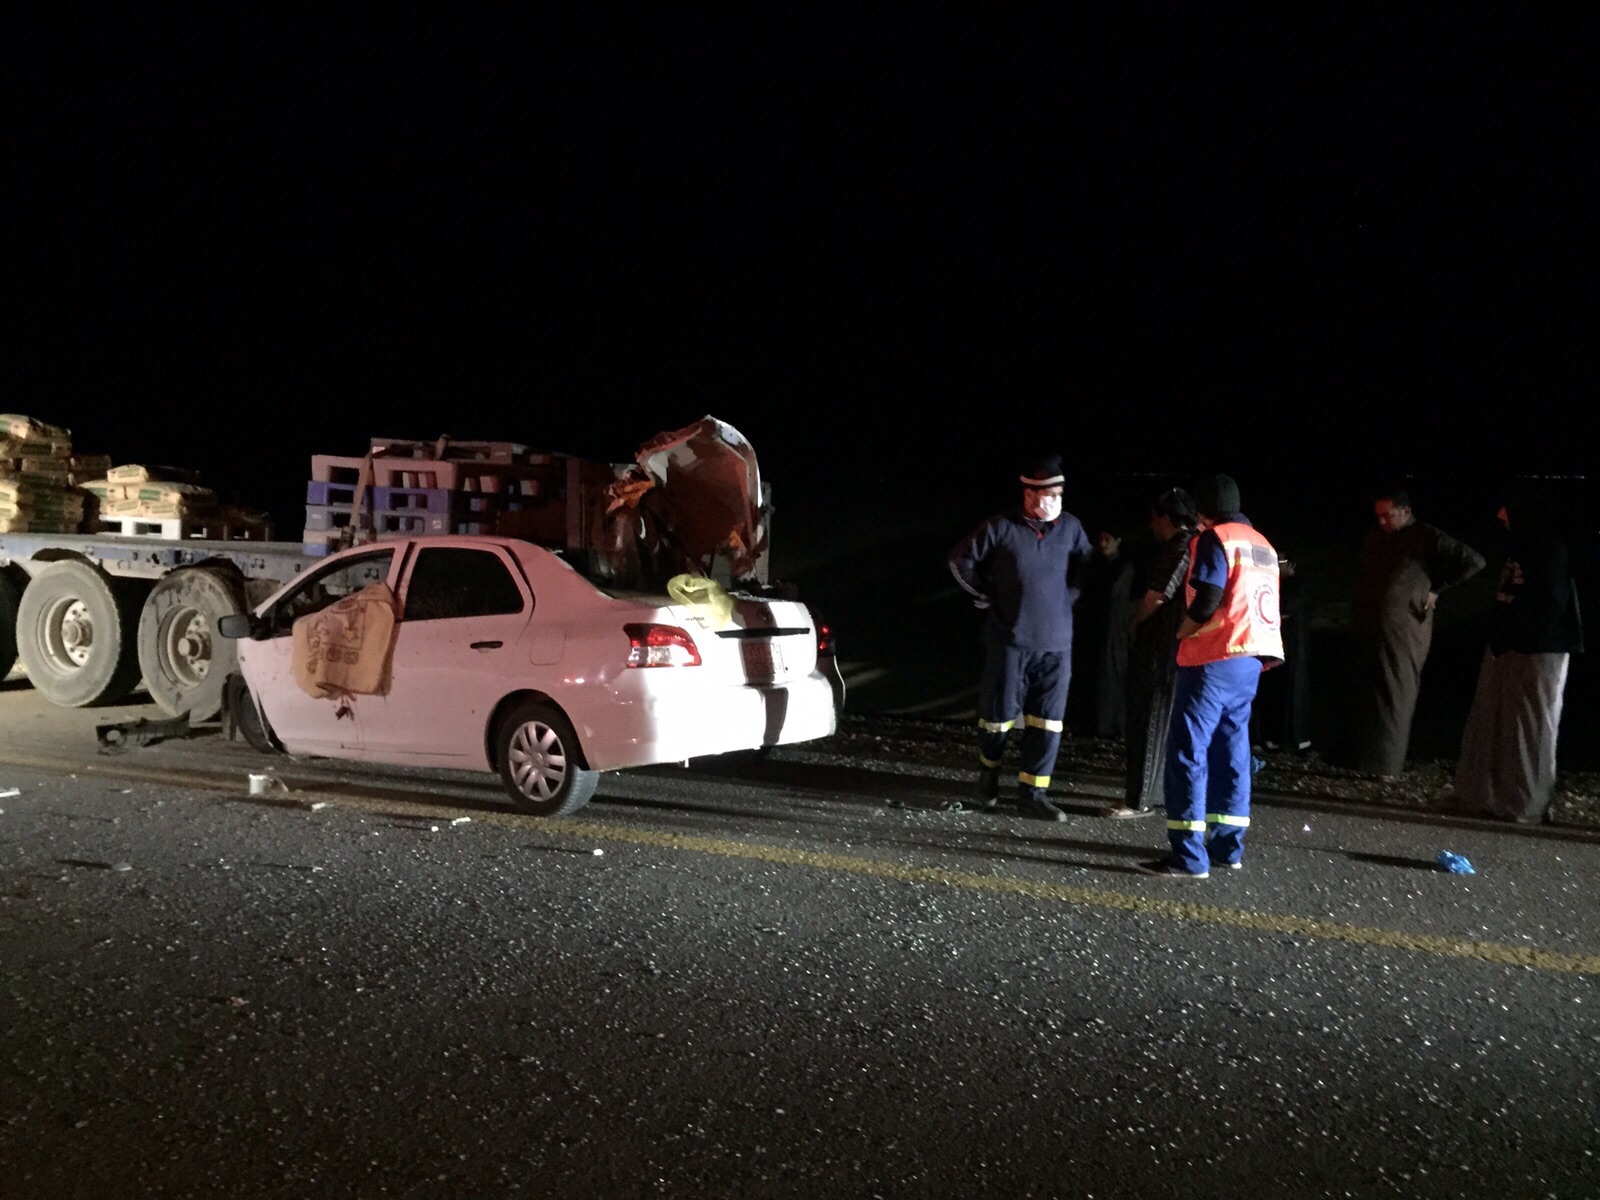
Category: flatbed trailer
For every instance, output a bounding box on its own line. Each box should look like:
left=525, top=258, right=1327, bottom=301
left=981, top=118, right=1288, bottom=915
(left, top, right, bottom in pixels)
left=0, top=531, right=321, bottom=721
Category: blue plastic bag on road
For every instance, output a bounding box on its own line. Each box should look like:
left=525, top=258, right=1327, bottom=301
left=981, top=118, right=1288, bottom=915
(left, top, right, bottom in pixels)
left=1436, top=850, right=1475, bottom=874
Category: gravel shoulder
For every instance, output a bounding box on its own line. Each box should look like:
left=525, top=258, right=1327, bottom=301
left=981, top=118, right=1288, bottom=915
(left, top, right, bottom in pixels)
left=813, top=712, right=1600, bottom=829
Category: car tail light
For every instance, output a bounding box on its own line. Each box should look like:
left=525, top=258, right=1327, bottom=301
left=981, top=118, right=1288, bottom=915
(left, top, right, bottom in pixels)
left=815, top=615, right=835, bottom=656
left=624, top=623, right=702, bottom=668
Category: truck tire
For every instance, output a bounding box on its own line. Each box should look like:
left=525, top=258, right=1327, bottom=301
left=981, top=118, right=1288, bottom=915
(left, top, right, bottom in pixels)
left=137, top=568, right=246, bottom=721
left=0, top=571, right=20, bottom=680
left=14, top=560, right=147, bottom=707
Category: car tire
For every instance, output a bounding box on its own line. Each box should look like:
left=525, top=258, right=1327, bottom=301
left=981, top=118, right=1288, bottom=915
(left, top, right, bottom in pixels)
left=14, top=560, right=147, bottom=707
left=136, top=567, right=246, bottom=722
left=496, top=699, right=599, bottom=817
left=225, top=671, right=282, bottom=755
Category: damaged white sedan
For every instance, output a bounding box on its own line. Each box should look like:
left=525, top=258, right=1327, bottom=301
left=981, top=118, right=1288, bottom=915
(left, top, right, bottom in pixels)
left=218, top=418, right=839, bottom=815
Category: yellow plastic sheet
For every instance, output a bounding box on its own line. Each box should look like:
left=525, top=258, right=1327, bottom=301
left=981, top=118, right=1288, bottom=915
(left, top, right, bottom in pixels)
left=667, top=574, right=735, bottom=629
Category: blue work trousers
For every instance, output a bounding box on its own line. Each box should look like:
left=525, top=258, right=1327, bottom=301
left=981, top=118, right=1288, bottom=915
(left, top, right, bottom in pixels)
left=1164, top=656, right=1263, bottom=873
left=978, top=643, right=1070, bottom=801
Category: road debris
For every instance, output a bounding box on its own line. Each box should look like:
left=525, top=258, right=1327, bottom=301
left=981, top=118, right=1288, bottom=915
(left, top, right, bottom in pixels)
left=97, top=712, right=191, bottom=753
left=1435, top=851, right=1476, bottom=874
left=0, top=787, right=21, bottom=798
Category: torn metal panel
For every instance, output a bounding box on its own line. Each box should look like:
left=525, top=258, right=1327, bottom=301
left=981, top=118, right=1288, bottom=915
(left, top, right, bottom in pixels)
left=96, top=711, right=191, bottom=754
left=633, top=416, right=768, bottom=582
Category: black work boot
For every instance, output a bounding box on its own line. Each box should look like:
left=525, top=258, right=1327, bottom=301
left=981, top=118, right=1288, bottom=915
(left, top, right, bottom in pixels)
left=1017, top=787, right=1067, bottom=822
left=970, top=767, right=1001, bottom=812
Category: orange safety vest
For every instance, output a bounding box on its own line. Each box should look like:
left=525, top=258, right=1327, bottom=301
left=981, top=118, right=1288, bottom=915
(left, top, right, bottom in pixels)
left=1176, top=522, right=1285, bottom=668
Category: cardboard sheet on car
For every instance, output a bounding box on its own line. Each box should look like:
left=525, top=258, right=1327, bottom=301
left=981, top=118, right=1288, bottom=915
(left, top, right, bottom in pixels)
left=292, top=583, right=399, bottom=700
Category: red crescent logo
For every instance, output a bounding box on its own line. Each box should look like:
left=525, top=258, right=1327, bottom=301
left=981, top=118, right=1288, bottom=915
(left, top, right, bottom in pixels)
left=1253, top=582, right=1281, bottom=629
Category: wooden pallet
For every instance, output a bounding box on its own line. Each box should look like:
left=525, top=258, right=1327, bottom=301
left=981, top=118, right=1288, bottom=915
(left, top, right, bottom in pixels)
left=310, top=454, right=559, bottom=493
left=370, top=437, right=545, bottom=465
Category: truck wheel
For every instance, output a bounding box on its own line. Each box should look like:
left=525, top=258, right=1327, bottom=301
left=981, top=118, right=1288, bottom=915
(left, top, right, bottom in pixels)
left=14, top=560, right=147, bottom=707
left=137, top=568, right=245, bottom=722
left=495, top=699, right=599, bottom=816
left=0, top=571, right=20, bottom=680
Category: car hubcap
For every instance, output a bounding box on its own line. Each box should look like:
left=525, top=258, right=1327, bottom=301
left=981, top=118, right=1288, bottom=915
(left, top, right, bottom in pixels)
left=508, top=721, right=568, bottom=800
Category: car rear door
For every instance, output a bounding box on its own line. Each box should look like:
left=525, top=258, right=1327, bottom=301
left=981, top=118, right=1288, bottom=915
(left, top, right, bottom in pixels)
left=357, top=543, right=533, bottom=763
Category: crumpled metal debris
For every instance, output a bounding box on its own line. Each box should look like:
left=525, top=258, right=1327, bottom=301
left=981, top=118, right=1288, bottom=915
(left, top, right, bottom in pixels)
left=97, top=712, right=191, bottom=754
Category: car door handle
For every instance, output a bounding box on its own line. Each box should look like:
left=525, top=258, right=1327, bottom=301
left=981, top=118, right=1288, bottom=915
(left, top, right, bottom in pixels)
left=470, top=640, right=503, bottom=651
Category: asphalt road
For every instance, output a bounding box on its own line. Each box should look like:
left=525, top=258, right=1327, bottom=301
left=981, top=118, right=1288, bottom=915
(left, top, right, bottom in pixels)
left=3, top=683, right=1598, bottom=1198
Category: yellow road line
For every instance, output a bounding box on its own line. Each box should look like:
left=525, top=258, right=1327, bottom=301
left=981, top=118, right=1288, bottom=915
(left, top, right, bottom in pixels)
left=6, top=750, right=1598, bottom=975
left=538, top=817, right=1600, bottom=975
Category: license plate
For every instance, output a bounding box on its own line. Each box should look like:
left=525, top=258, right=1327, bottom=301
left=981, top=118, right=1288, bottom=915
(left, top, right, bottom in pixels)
left=740, top=639, right=782, bottom=682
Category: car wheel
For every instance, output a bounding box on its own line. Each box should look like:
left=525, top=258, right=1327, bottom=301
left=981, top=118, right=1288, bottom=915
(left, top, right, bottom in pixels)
left=224, top=671, right=282, bottom=755
left=496, top=699, right=599, bottom=817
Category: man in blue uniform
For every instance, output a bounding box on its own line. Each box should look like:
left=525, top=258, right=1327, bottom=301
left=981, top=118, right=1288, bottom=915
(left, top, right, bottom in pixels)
left=1140, top=473, right=1284, bottom=877
left=948, top=455, right=1093, bottom=819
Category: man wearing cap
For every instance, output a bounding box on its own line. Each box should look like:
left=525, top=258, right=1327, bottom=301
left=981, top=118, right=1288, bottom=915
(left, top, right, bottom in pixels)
left=1140, top=474, right=1284, bottom=877
left=948, top=454, right=1093, bottom=819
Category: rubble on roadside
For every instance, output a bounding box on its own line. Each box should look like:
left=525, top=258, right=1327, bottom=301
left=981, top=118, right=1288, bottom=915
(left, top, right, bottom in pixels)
left=816, top=712, right=1600, bottom=829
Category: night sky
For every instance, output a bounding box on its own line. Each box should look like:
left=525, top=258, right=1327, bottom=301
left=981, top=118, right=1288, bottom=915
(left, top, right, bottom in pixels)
left=13, top=10, right=1592, bottom=539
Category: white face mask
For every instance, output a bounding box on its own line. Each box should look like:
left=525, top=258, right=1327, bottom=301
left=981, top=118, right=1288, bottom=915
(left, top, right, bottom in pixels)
left=1029, top=493, right=1063, bottom=522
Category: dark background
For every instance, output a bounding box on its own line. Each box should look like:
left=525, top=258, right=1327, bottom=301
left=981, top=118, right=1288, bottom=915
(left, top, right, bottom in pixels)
left=12, top=11, right=1595, bottom=755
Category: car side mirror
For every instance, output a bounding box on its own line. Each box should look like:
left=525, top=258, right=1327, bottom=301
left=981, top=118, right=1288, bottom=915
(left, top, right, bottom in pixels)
left=217, top=612, right=262, bottom=640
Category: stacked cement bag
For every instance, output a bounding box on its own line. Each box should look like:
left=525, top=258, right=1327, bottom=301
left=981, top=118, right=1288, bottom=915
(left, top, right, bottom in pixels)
left=0, top=414, right=88, bottom=533
left=68, top=453, right=112, bottom=485
left=80, top=465, right=220, bottom=522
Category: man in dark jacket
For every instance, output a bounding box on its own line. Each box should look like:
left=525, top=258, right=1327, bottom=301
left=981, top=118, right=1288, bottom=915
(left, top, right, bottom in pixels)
left=1448, top=485, right=1585, bottom=823
left=948, top=454, right=1093, bottom=819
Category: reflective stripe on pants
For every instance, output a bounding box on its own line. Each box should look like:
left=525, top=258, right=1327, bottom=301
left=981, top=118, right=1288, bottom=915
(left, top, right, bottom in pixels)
left=979, top=642, right=1071, bottom=799
left=1163, top=656, right=1262, bottom=873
